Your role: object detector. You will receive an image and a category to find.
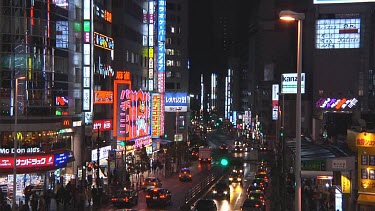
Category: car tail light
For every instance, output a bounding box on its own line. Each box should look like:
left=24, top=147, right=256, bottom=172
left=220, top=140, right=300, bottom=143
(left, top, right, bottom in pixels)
left=142, top=182, right=145, bottom=185
left=124, top=197, right=128, bottom=202
left=160, top=194, right=166, bottom=198
left=179, top=174, right=182, bottom=177
left=189, top=174, right=192, bottom=177
left=255, top=204, right=260, bottom=207
left=146, top=195, right=151, bottom=198
left=154, top=182, right=157, bottom=185
left=260, top=196, right=263, bottom=199
left=111, top=198, right=116, bottom=201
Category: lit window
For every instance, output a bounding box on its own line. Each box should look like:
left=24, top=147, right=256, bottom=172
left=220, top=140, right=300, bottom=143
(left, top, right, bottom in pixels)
left=166, top=38, right=173, bottom=45
left=166, top=49, right=175, bottom=55
left=176, top=60, right=181, bottom=67
left=166, top=71, right=172, bottom=78
left=166, top=60, right=174, bottom=67
left=171, top=26, right=175, bottom=33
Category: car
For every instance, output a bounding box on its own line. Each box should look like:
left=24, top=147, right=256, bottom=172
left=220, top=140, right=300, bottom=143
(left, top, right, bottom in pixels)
left=192, top=199, right=218, bottom=211
left=145, top=188, right=172, bottom=207
left=248, top=190, right=265, bottom=204
left=179, top=168, right=192, bottom=181
left=255, top=173, right=269, bottom=184
left=252, top=178, right=266, bottom=189
left=190, top=147, right=199, bottom=158
left=142, top=177, right=162, bottom=190
left=212, top=181, right=230, bottom=200
left=247, top=185, right=264, bottom=194
left=241, top=197, right=265, bottom=211
left=233, top=145, right=244, bottom=152
left=111, top=188, right=138, bottom=208
left=219, top=144, right=229, bottom=152
left=229, top=173, right=243, bottom=185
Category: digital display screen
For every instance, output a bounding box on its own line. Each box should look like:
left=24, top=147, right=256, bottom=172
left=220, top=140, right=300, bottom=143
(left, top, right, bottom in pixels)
left=316, top=18, right=360, bottom=49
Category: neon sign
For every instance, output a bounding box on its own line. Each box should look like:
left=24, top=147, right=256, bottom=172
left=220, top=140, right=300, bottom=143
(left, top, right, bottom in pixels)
left=94, top=90, right=113, bottom=104
left=151, top=93, right=161, bottom=137
left=0, top=155, right=54, bottom=169
left=94, top=32, right=114, bottom=50
left=315, top=97, right=358, bottom=109
left=93, top=119, right=113, bottom=132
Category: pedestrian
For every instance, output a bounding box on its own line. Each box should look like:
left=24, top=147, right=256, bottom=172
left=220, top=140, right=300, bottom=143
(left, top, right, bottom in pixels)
left=49, top=196, right=57, bottom=211
left=31, top=192, right=38, bottom=211
left=86, top=186, right=92, bottom=206
left=38, top=194, right=46, bottom=211
left=92, top=186, right=97, bottom=206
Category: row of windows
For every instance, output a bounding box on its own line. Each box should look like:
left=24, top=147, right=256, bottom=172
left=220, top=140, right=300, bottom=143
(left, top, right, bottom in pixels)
left=166, top=48, right=181, bottom=56
left=165, top=82, right=181, bottom=90
left=166, top=60, right=181, bottom=67
left=167, top=26, right=182, bottom=34
left=166, top=37, right=183, bottom=45
left=166, top=71, right=181, bottom=78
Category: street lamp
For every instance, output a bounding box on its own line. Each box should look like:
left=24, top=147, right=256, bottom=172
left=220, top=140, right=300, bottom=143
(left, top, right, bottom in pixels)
left=13, top=76, right=25, bottom=210
left=279, top=10, right=305, bottom=211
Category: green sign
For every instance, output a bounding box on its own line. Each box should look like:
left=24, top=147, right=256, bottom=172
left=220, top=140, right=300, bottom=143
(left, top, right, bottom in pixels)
left=83, top=21, right=90, bottom=32
left=74, top=22, right=82, bottom=32
left=301, top=160, right=326, bottom=171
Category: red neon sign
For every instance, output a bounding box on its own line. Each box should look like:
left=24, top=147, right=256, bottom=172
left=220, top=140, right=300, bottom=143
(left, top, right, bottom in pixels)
left=0, top=155, right=54, bottom=169
left=93, top=119, right=113, bottom=132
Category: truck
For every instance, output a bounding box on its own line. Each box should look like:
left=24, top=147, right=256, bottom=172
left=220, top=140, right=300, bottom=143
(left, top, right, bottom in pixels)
left=198, top=146, right=212, bottom=163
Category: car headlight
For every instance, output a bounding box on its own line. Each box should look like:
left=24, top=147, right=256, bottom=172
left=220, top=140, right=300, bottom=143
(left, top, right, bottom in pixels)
left=223, top=191, right=228, bottom=194
left=229, top=178, right=233, bottom=181
left=213, top=190, right=217, bottom=194
left=237, top=178, right=242, bottom=181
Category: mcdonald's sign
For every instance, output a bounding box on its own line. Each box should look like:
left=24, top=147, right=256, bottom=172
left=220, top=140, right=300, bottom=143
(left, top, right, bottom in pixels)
left=16, top=132, right=23, bottom=141
left=62, top=119, right=71, bottom=127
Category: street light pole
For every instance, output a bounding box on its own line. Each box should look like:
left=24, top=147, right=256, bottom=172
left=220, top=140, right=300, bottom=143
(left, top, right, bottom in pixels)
left=13, top=77, right=25, bottom=211
left=279, top=10, right=304, bottom=211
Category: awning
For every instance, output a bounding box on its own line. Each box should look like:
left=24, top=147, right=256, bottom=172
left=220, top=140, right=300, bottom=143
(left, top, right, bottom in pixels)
left=357, top=194, right=375, bottom=206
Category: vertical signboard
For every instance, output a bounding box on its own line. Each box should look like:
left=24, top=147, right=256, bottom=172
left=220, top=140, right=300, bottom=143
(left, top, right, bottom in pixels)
left=272, top=84, right=279, bottom=120
left=148, top=0, right=155, bottom=91
left=113, top=77, right=132, bottom=140
left=157, top=0, right=166, bottom=135
left=151, top=93, right=161, bottom=137
left=82, top=0, right=92, bottom=115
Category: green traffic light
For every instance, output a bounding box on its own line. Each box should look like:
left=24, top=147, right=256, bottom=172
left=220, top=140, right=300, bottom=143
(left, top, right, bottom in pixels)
left=220, top=158, right=229, bottom=166
left=120, top=141, right=126, bottom=147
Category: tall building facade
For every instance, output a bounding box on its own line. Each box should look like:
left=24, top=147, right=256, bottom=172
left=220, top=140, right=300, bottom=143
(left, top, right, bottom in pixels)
left=163, top=0, right=189, bottom=143
left=0, top=0, right=83, bottom=202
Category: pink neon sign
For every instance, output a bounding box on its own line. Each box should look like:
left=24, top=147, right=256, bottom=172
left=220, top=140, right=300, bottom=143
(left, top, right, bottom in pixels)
left=315, top=97, right=358, bottom=109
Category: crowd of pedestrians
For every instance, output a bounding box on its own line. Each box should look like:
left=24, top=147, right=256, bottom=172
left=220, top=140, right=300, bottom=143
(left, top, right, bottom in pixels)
left=0, top=181, right=99, bottom=211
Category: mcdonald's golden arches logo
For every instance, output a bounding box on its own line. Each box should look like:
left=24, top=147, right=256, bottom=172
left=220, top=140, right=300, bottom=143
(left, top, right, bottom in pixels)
left=63, top=119, right=71, bottom=127
left=16, top=132, right=23, bottom=140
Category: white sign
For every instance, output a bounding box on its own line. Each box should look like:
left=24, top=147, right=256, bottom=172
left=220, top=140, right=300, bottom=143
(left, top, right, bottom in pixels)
left=332, top=159, right=346, bottom=169
left=165, top=106, right=187, bottom=112
left=91, top=146, right=111, bottom=161
left=0, top=147, right=40, bottom=154
left=335, top=188, right=342, bottom=211
left=281, top=73, right=305, bottom=94
left=272, top=84, right=279, bottom=101
left=314, top=0, right=375, bottom=3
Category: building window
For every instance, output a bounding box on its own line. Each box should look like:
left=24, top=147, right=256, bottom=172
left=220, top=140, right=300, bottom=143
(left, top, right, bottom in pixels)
left=166, top=38, right=173, bottom=45
left=166, top=60, right=174, bottom=67
left=166, top=82, right=175, bottom=89
left=176, top=83, right=181, bottom=89
left=166, top=71, right=173, bottom=78
left=171, top=26, right=175, bottom=33
left=126, top=50, right=129, bottom=62
left=175, top=72, right=181, bottom=78
left=131, top=52, right=135, bottom=63
left=176, top=60, right=181, bottom=67
left=166, top=49, right=175, bottom=55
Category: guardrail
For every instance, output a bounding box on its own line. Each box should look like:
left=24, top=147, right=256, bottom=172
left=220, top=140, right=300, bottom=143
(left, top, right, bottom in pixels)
left=180, top=170, right=222, bottom=210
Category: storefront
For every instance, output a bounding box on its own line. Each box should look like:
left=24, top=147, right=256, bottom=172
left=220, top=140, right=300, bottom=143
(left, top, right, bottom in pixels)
left=355, top=132, right=375, bottom=210
left=0, top=146, right=74, bottom=205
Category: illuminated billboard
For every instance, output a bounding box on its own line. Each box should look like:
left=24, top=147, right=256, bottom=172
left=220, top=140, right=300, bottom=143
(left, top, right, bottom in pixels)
left=315, top=97, right=358, bottom=109
left=165, top=92, right=188, bottom=112
left=114, top=85, right=151, bottom=141
left=94, top=32, right=114, bottom=50
left=281, top=73, right=306, bottom=94
left=94, top=90, right=113, bottom=104
left=151, top=93, right=161, bottom=137
left=316, top=18, right=360, bottom=49
left=56, top=21, right=69, bottom=48
left=113, top=79, right=131, bottom=139
left=314, top=0, right=375, bottom=3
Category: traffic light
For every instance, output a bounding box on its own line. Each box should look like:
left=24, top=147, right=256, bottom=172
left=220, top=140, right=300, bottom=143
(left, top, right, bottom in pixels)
left=220, top=158, right=229, bottom=166
left=280, top=127, right=284, bottom=137
left=120, top=141, right=126, bottom=147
